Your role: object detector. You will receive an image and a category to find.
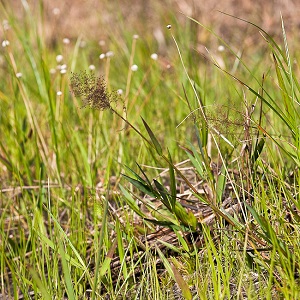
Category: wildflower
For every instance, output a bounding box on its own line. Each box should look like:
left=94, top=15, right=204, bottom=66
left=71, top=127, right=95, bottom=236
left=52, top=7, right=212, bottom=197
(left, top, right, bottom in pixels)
left=3, top=20, right=10, bottom=31
left=57, top=64, right=67, bottom=72
left=63, top=38, right=70, bottom=45
left=99, top=40, right=105, bottom=46
left=60, top=69, right=67, bottom=74
left=57, top=91, right=63, bottom=96
left=52, top=8, right=60, bottom=15
left=79, top=40, right=86, bottom=48
left=131, top=64, right=138, bottom=71
left=56, top=55, right=63, bottom=63
left=70, top=71, right=114, bottom=111
left=166, top=25, right=172, bottom=29
left=106, top=51, right=114, bottom=58
left=117, top=89, right=123, bottom=95
left=89, top=64, right=95, bottom=70
left=99, top=53, right=105, bottom=60
left=16, top=72, right=22, bottom=78
left=2, top=40, right=9, bottom=47
left=133, top=34, right=139, bottom=39
left=150, top=53, right=158, bottom=60
left=218, top=45, right=225, bottom=52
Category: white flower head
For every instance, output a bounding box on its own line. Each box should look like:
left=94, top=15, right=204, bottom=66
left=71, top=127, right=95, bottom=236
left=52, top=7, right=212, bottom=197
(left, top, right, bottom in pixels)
left=60, top=69, right=67, bottom=74
left=98, top=40, right=105, bottom=46
left=59, top=64, right=67, bottom=70
left=133, top=34, right=139, bottom=40
left=3, top=20, right=10, bottom=31
left=56, top=54, right=63, bottom=63
left=99, top=53, right=105, bottom=60
left=63, top=38, right=70, bottom=45
left=57, top=91, right=63, bottom=96
left=89, top=64, right=95, bottom=70
left=117, top=89, right=123, bottom=95
left=166, top=24, right=172, bottom=29
left=150, top=53, right=158, bottom=61
left=79, top=40, right=86, bottom=48
left=131, top=64, right=138, bottom=72
left=2, top=40, right=9, bottom=47
left=218, top=45, right=225, bottom=52
left=52, top=8, right=60, bottom=15
left=16, top=72, right=22, bottom=78
left=106, top=51, right=114, bottom=58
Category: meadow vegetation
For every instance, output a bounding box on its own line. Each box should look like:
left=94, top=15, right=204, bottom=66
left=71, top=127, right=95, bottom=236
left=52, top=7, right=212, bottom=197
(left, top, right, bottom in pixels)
left=0, top=1, right=299, bottom=299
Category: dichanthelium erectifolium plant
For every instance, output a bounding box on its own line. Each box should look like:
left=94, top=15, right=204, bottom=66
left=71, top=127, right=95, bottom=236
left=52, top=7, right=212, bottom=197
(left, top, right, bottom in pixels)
left=69, top=70, right=268, bottom=250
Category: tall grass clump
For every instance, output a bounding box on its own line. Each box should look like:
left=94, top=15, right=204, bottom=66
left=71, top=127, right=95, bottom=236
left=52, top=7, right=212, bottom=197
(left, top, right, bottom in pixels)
left=70, top=18, right=299, bottom=298
left=1, top=1, right=299, bottom=298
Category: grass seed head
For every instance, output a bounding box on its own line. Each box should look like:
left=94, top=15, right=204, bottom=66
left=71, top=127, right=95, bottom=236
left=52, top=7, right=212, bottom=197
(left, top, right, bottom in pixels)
left=70, top=71, right=114, bottom=111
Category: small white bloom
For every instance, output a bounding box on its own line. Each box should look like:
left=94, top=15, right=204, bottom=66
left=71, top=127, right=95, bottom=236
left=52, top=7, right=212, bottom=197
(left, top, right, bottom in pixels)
left=131, top=64, right=138, bottom=71
left=150, top=53, right=158, bottom=60
left=50, top=68, right=56, bottom=74
left=2, top=40, right=9, bottom=47
left=89, top=64, right=95, bottom=70
left=106, top=51, right=114, bottom=58
left=60, top=69, right=67, bottom=74
left=133, top=34, right=139, bottom=39
left=63, top=38, right=70, bottom=45
left=218, top=45, right=225, bottom=52
left=117, top=89, right=123, bottom=95
left=166, top=24, right=172, bottom=29
left=3, top=20, right=10, bottom=31
left=79, top=40, right=86, bottom=48
left=52, top=8, right=60, bottom=15
left=99, top=53, right=105, bottom=60
left=16, top=72, right=22, bottom=78
left=56, top=54, right=63, bottom=63
left=57, top=91, right=63, bottom=96
left=60, top=64, right=67, bottom=70
left=98, top=40, right=105, bottom=46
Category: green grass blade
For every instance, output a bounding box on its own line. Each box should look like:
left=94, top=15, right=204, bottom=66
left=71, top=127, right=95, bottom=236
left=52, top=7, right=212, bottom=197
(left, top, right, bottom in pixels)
left=171, top=260, right=192, bottom=300
left=122, top=174, right=158, bottom=198
left=58, top=240, right=76, bottom=300
left=141, top=117, right=163, bottom=155
left=168, top=149, right=177, bottom=210
left=216, top=164, right=226, bottom=204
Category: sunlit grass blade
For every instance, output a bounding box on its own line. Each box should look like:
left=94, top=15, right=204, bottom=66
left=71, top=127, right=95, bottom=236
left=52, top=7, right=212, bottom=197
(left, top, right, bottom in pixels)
left=99, top=239, right=118, bottom=277
left=141, top=117, right=163, bottom=156
left=116, top=219, right=128, bottom=279
left=58, top=240, right=76, bottom=300
left=171, top=260, right=192, bottom=300
left=29, top=268, right=52, bottom=300
left=44, top=206, right=87, bottom=270
left=168, top=149, right=177, bottom=210
left=216, top=164, right=226, bottom=204
left=173, top=203, right=197, bottom=231
left=119, top=185, right=147, bottom=218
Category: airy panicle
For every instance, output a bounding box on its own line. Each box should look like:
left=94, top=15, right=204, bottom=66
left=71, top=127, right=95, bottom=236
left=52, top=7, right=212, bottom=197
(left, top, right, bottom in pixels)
left=70, top=71, right=113, bottom=110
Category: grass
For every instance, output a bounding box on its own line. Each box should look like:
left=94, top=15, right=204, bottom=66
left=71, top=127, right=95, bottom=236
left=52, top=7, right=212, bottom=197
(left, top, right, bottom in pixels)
left=0, top=2, right=299, bottom=299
